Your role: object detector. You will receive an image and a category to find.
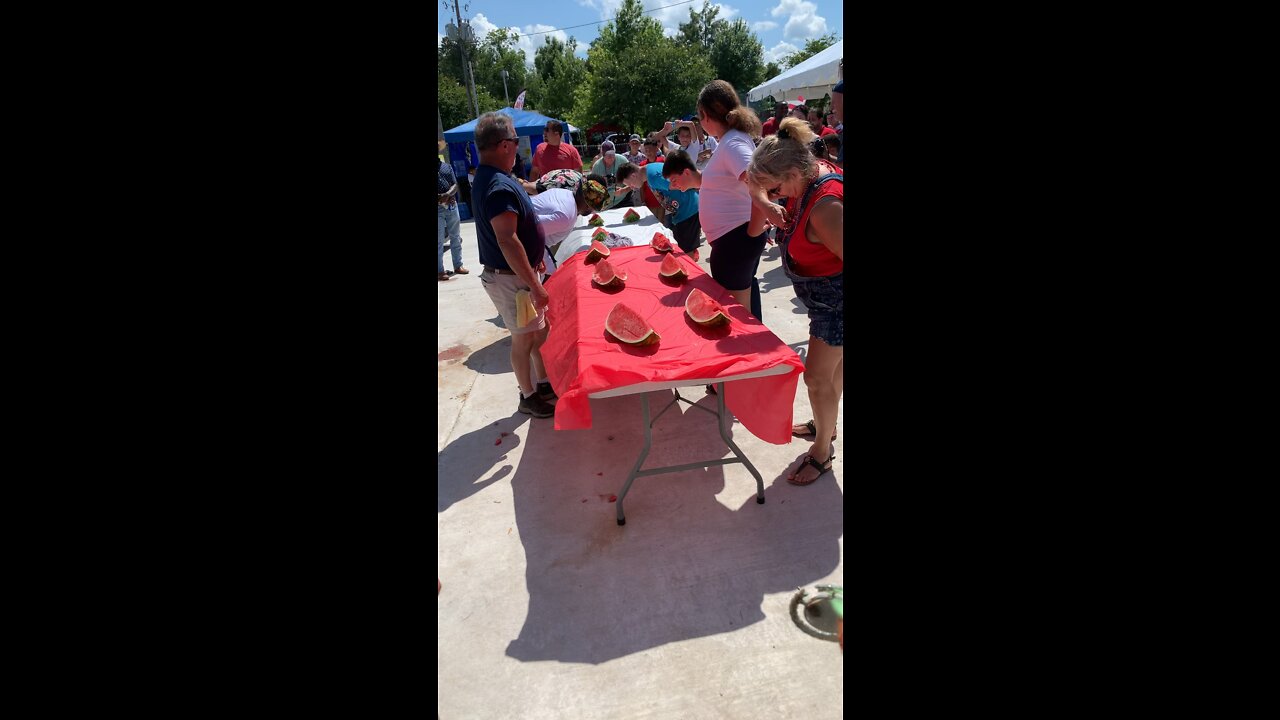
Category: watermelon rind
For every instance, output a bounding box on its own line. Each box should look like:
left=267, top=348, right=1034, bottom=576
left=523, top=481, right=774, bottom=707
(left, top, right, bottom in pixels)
left=685, top=288, right=730, bottom=327
left=584, top=239, right=612, bottom=264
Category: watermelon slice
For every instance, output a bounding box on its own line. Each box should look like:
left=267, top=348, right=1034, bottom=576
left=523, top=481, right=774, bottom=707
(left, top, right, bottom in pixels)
left=658, top=253, right=686, bottom=281
left=605, top=302, right=660, bottom=346
left=588, top=213, right=604, bottom=227
left=685, top=288, right=730, bottom=327
left=591, top=258, right=628, bottom=288
left=623, top=208, right=641, bottom=223
left=592, top=227, right=610, bottom=243
left=584, top=239, right=611, bottom=264
left=650, top=232, right=673, bottom=253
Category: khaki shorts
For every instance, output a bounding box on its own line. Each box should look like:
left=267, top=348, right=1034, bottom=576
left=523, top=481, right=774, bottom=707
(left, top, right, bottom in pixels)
left=480, top=269, right=547, bottom=335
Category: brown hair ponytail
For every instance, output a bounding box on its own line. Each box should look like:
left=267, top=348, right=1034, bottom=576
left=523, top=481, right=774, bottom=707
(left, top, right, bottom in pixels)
left=697, top=80, right=762, bottom=139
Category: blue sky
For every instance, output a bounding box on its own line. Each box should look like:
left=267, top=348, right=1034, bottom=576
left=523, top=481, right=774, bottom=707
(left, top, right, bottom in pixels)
left=438, top=0, right=842, bottom=72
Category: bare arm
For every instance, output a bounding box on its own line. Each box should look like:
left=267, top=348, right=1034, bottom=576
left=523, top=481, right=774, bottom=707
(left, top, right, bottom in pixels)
left=807, top=198, right=843, bottom=261
left=740, top=171, right=789, bottom=228
left=491, top=211, right=548, bottom=307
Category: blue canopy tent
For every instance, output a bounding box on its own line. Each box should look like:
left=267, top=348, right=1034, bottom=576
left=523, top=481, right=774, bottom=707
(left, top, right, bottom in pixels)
left=442, top=107, right=580, bottom=183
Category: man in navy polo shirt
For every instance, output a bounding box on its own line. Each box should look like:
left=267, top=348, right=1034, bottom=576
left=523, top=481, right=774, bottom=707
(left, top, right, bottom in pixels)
left=472, top=112, right=557, bottom=418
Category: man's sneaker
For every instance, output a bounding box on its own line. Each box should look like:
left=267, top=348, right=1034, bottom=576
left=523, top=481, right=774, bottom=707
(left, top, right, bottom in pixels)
left=537, top=381, right=558, bottom=403
left=518, top=391, right=555, bottom=418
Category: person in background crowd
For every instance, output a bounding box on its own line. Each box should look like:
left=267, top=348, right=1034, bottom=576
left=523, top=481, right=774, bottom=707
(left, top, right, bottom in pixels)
left=790, top=104, right=809, bottom=121
left=655, top=120, right=718, bottom=171
left=510, top=149, right=529, bottom=181
left=825, top=112, right=841, bottom=134
left=531, top=120, right=582, bottom=179
left=747, top=117, right=843, bottom=486
left=590, top=140, right=632, bottom=210
left=623, top=134, right=647, bottom=165
left=641, top=136, right=666, bottom=165
left=437, top=154, right=468, bottom=281
left=472, top=112, right=557, bottom=419
left=822, top=134, right=843, bottom=169
left=808, top=108, right=838, bottom=137
left=761, top=101, right=788, bottom=137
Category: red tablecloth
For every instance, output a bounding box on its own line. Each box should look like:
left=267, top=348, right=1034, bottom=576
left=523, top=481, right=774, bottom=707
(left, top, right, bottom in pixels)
left=542, top=246, right=804, bottom=444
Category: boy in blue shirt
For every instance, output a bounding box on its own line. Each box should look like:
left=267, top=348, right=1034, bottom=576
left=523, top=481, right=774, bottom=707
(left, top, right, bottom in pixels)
left=620, top=150, right=703, bottom=260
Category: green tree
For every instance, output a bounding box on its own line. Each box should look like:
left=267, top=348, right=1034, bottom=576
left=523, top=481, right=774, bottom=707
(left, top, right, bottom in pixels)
left=781, top=33, right=839, bottom=70
left=439, top=72, right=473, bottom=132
left=709, top=19, right=765, bottom=96
left=677, top=0, right=723, bottom=52
left=531, top=36, right=586, bottom=121
left=763, top=61, right=781, bottom=81
left=574, top=0, right=712, bottom=135
left=471, top=28, right=530, bottom=105
left=438, top=71, right=504, bottom=130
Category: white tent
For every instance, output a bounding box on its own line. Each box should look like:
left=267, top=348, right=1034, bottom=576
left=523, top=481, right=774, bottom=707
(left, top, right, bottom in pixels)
left=747, top=40, right=843, bottom=103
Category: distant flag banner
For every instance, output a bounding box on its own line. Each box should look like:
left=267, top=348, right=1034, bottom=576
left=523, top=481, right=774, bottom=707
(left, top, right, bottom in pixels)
left=514, top=91, right=527, bottom=109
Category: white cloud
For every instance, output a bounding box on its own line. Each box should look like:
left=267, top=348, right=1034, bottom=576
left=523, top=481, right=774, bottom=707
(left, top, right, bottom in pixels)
left=769, top=0, right=828, bottom=40
left=762, top=40, right=798, bottom=65
left=469, top=12, right=499, bottom=38
left=513, top=24, right=570, bottom=68
left=438, top=33, right=444, bottom=48
left=752, top=21, right=778, bottom=32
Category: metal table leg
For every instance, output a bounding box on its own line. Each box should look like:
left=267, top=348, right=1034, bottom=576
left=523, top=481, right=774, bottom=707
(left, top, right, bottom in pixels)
left=615, top=383, right=766, bottom=526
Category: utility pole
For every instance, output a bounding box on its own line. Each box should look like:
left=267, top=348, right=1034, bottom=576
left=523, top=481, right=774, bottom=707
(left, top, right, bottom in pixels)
left=448, top=0, right=480, bottom=118
left=501, top=69, right=509, bottom=106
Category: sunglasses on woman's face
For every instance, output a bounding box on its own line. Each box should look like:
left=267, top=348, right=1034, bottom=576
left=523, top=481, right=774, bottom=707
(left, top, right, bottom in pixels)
left=766, top=184, right=783, bottom=196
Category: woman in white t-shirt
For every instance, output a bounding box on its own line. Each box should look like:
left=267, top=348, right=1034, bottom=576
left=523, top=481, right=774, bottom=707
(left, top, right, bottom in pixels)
left=694, top=79, right=789, bottom=321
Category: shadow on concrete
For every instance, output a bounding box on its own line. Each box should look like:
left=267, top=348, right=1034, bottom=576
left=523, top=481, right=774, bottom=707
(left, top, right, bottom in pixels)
left=438, top=412, right=531, bottom=514
left=485, top=315, right=507, bottom=329
left=759, top=262, right=791, bottom=296
left=464, top=334, right=514, bottom=375
left=505, top=389, right=842, bottom=664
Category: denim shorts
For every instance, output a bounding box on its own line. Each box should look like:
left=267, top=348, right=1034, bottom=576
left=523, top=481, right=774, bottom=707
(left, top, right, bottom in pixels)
left=792, top=274, right=843, bottom=347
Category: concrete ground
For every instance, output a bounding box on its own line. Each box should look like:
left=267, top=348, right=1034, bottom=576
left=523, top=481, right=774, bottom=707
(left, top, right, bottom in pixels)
left=438, top=215, right=843, bottom=719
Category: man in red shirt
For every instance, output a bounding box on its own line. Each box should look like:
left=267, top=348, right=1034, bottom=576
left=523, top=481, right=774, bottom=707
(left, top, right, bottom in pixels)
left=760, top=101, right=787, bottom=136
left=808, top=108, right=837, bottom=137
left=531, top=120, right=582, bottom=178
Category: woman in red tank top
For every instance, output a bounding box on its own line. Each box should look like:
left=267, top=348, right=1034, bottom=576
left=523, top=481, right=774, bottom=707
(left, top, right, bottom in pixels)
left=747, top=117, right=844, bottom=486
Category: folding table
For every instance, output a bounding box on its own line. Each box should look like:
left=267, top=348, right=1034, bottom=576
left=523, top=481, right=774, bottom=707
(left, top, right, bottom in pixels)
left=541, top=243, right=805, bottom=525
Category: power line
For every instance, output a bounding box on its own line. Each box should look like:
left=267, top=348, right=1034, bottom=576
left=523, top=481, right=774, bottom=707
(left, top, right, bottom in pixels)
left=513, top=0, right=698, bottom=38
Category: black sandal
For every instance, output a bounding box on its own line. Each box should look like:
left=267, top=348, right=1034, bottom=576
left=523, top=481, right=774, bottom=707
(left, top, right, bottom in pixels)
left=792, top=419, right=837, bottom=441
left=788, top=451, right=835, bottom=486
